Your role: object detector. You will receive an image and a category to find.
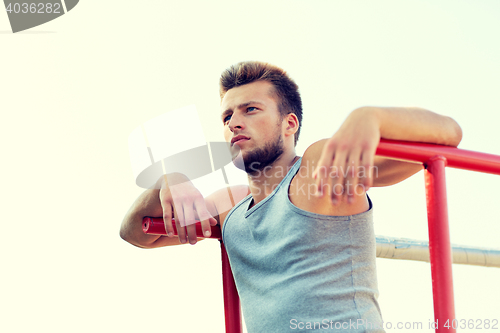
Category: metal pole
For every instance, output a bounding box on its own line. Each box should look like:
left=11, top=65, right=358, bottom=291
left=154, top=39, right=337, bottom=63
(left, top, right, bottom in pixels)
left=377, top=138, right=500, bottom=175
left=424, top=156, right=456, bottom=332
left=220, top=241, right=242, bottom=333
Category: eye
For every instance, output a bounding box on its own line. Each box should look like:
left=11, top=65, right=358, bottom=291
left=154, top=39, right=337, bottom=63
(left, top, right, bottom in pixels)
left=223, top=114, right=231, bottom=124
left=247, top=106, right=257, bottom=112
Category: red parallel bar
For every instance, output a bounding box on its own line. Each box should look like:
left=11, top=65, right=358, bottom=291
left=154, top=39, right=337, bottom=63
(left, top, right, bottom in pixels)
left=424, top=157, right=456, bottom=333
left=142, top=217, right=222, bottom=239
left=221, top=241, right=243, bottom=333
left=143, top=217, right=243, bottom=333
left=377, top=139, right=500, bottom=175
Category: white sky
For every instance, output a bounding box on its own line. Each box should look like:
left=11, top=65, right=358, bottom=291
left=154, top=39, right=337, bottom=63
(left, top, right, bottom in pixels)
left=1, top=1, right=499, bottom=332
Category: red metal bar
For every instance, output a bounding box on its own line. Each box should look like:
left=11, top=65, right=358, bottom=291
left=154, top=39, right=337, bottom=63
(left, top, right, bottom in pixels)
left=377, top=139, right=500, bottom=175
left=143, top=217, right=242, bottom=333
left=142, top=217, right=222, bottom=239
left=220, top=241, right=242, bottom=333
left=424, top=156, right=456, bottom=333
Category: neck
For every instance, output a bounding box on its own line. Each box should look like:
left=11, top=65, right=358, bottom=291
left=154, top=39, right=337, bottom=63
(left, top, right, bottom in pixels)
left=247, top=150, right=299, bottom=207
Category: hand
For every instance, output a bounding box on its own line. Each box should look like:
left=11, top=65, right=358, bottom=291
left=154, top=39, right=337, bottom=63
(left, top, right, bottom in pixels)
left=313, top=107, right=381, bottom=205
left=159, top=174, right=217, bottom=244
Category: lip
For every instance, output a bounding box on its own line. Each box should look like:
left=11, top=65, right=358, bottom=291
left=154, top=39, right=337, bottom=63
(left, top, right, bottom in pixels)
left=231, top=135, right=250, bottom=146
left=233, top=138, right=249, bottom=146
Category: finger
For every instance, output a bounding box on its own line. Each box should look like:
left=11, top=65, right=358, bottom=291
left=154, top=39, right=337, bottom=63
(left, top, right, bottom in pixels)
left=194, top=198, right=213, bottom=238
left=314, top=164, right=329, bottom=197
left=314, top=139, right=337, bottom=196
left=183, top=204, right=197, bottom=245
left=159, top=189, right=175, bottom=237
left=162, top=201, right=174, bottom=238
left=360, top=149, right=376, bottom=191
left=330, top=150, right=348, bottom=205
left=159, top=177, right=175, bottom=237
left=173, top=205, right=187, bottom=244
left=344, top=151, right=361, bottom=204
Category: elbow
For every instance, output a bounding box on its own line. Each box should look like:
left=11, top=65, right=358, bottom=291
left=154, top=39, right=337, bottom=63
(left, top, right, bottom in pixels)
left=119, top=228, right=149, bottom=249
left=119, top=226, right=134, bottom=245
left=119, top=223, right=157, bottom=249
left=119, top=222, right=138, bottom=246
left=438, top=116, right=462, bottom=147
left=119, top=227, right=128, bottom=242
left=448, top=117, right=463, bottom=147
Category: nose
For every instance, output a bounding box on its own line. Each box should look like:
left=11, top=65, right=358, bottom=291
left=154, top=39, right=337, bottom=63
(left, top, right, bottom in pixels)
left=228, top=113, right=244, bottom=132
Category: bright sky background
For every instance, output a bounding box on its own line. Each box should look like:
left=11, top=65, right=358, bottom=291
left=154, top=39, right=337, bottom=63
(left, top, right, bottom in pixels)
left=1, top=1, right=499, bottom=332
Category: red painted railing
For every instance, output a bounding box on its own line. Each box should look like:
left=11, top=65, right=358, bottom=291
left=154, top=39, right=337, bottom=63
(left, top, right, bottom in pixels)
left=144, top=138, right=500, bottom=333
left=377, top=139, right=500, bottom=333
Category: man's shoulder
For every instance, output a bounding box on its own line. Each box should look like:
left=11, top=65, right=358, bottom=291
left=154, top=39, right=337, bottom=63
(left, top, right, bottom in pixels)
left=296, top=139, right=329, bottom=179
left=291, top=139, right=370, bottom=216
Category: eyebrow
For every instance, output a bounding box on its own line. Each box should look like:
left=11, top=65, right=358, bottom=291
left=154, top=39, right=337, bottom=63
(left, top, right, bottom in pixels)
left=221, top=101, right=265, bottom=122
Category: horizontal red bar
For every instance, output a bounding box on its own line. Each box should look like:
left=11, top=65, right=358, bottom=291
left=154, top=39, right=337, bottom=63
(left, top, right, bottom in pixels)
left=142, top=217, right=222, bottom=239
left=376, top=139, right=500, bottom=175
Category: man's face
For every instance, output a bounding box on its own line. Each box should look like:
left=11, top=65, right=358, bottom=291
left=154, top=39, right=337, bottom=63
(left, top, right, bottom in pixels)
left=221, top=81, right=285, bottom=175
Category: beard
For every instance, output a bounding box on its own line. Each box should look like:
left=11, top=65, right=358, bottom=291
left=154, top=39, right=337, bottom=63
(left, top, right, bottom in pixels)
left=232, top=131, right=284, bottom=176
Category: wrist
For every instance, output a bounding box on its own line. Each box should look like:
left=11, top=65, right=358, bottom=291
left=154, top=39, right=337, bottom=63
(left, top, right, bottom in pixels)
left=352, top=106, right=383, bottom=129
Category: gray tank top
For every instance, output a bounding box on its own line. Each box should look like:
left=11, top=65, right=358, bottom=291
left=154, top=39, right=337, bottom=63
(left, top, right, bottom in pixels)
left=222, top=157, right=384, bottom=332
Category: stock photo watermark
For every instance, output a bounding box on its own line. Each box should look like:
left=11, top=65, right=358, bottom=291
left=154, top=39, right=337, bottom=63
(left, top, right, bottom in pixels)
left=245, top=160, right=379, bottom=199
left=3, top=0, right=79, bottom=33
left=290, top=318, right=499, bottom=330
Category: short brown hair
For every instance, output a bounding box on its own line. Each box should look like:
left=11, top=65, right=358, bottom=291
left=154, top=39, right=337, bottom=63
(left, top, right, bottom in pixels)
left=219, top=61, right=303, bottom=146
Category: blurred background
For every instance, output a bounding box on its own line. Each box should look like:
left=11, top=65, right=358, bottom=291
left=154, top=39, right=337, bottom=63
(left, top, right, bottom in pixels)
left=1, top=1, right=499, bottom=332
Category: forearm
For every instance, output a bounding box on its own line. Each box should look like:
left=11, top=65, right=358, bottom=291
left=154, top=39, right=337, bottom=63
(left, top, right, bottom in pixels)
left=355, top=106, right=463, bottom=147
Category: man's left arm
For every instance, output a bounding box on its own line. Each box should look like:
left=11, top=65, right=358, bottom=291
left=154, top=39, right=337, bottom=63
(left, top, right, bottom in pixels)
left=313, top=106, right=462, bottom=204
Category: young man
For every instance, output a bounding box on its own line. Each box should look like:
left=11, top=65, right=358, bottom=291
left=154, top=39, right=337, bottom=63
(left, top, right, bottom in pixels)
left=120, top=61, right=462, bottom=332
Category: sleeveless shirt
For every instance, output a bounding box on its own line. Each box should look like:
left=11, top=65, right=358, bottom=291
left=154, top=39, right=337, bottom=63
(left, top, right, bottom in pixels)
left=222, top=157, right=385, bottom=332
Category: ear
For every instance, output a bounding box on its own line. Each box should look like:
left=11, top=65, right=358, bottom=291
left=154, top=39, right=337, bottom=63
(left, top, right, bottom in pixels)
left=284, top=113, right=299, bottom=137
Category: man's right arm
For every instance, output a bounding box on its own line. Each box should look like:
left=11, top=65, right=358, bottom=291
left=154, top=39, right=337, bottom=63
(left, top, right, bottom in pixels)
left=120, top=175, right=250, bottom=248
left=120, top=173, right=218, bottom=248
